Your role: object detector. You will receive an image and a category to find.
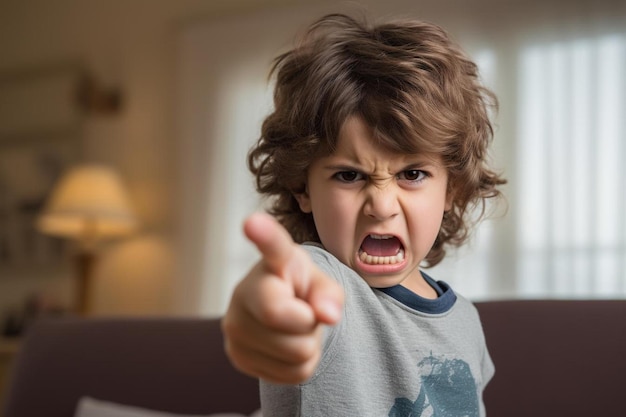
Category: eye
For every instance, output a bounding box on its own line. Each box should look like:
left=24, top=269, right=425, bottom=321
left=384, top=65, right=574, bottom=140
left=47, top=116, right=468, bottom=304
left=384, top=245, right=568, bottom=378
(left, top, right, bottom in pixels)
left=398, top=169, right=427, bottom=182
left=333, top=171, right=363, bottom=183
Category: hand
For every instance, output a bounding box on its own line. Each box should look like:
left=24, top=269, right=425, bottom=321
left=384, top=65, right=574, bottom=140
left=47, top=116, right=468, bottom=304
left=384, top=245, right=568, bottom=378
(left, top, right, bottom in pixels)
left=221, top=212, right=344, bottom=384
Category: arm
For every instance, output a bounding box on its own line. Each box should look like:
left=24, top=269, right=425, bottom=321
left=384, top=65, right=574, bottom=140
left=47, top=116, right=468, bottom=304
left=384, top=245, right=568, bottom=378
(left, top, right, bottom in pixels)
left=221, top=212, right=344, bottom=384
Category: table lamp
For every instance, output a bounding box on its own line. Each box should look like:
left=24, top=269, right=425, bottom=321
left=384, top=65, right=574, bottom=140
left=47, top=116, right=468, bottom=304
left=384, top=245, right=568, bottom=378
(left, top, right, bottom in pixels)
left=37, top=164, right=137, bottom=315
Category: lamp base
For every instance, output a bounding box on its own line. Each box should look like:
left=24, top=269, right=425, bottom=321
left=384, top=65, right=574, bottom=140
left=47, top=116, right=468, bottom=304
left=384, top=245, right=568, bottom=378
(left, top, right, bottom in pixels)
left=75, top=251, right=96, bottom=315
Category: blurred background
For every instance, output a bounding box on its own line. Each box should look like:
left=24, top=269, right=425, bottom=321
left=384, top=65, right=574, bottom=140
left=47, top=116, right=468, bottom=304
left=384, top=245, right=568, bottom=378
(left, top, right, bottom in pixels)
left=0, top=0, right=624, bottom=325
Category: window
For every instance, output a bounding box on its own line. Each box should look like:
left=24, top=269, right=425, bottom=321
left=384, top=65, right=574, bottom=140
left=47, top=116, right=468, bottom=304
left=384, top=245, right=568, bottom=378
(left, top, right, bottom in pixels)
left=517, top=34, right=626, bottom=297
left=179, top=10, right=626, bottom=316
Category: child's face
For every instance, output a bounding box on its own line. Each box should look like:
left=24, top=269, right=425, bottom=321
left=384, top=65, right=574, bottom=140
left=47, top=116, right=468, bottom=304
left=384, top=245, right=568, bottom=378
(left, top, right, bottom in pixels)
left=296, top=116, right=452, bottom=290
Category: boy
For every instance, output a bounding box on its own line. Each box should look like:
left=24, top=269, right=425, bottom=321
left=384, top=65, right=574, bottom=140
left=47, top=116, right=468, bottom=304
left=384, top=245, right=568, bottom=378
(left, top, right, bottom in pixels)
left=222, top=13, right=506, bottom=417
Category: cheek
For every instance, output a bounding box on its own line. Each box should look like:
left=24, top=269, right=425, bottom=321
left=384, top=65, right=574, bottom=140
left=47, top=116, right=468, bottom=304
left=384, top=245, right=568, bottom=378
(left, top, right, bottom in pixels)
left=313, top=198, right=352, bottom=229
left=310, top=193, right=356, bottom=249
left=407, top=193, right=448, bottom=242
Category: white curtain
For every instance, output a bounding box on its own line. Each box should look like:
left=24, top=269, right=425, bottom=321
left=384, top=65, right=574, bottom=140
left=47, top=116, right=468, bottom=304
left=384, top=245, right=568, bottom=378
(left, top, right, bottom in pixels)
left=178, top=2, right=626, bottom=316
left=516, top=33, right=626, bottom=298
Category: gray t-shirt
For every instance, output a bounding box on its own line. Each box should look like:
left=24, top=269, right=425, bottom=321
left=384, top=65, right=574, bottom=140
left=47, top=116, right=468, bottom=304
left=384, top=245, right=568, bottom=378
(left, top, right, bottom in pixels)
left=261, top=244, right=494, bottom=417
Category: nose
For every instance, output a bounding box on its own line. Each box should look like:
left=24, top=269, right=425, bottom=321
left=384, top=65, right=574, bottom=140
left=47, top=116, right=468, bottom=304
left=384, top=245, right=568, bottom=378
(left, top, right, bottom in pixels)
left=363, top=185, right=400, bottom=221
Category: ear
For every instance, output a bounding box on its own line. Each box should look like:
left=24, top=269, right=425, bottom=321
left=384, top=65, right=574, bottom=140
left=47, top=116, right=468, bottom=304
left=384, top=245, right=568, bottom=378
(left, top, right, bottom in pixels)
left=294, top=191, right=312, bottom=213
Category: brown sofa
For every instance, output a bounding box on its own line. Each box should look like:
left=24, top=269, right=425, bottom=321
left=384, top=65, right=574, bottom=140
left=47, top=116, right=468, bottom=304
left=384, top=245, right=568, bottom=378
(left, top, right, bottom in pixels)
left=1, top=318, right=260, bottom=417
left=2, top=300, right=625, bottom=417
left=479, top=299, right=626, bottom=416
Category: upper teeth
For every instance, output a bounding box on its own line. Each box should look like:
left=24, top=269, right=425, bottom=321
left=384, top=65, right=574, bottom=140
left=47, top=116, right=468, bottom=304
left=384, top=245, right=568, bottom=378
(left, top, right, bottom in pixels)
left=370, top=234, right=393, bottom=239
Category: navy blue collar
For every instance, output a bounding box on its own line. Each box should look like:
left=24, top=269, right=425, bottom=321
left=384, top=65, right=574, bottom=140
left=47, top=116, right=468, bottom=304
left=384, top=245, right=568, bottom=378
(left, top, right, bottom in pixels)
left=375, top=271, right=456, bottom=314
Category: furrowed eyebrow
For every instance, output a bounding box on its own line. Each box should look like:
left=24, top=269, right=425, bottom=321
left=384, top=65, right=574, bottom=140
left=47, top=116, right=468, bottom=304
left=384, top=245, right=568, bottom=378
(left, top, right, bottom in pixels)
left=322, top=162, right=436, bottom=173
left=402, top=156, right=445, bottom=170
left=323, top=164, right=362, bottom=171
left=320, top=155, right=443, bottom=173
left=401, top=162, right=426, bottom=170
left=400, top=162, right=438, bottom=172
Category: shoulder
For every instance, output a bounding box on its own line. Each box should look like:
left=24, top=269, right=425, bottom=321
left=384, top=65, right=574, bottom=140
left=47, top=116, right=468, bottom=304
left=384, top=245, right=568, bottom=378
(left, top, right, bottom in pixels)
left=302, top=242, right=337, bottom=265
left=454, top=292, right=480, bottom=314
left=301, top=243, right=376, bottom=297
left=442, top=292, right=488, bottom=344
left=448, top=291, right=482, bottom=322
left=301, top=243, right=353, bottom=286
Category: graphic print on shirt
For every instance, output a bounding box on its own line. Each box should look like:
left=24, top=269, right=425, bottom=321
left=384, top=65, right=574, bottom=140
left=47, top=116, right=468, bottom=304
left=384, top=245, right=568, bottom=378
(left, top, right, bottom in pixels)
left=388, top=354, right=479, bottom=417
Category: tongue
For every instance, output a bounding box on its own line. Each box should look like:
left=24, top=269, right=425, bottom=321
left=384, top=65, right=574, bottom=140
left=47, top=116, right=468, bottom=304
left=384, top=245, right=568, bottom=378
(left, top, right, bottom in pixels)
left=361, top=236, right=401, bottom=256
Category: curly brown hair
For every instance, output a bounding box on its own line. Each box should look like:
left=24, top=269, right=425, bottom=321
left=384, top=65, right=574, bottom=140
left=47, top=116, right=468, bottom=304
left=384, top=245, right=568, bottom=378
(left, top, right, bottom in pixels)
left=248, top=13, right=506, bottom=267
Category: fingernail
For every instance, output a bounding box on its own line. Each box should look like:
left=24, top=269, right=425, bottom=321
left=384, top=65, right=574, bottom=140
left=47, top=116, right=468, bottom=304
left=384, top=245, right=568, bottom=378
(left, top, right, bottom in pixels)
left=318, top=298, right=342, bottom=323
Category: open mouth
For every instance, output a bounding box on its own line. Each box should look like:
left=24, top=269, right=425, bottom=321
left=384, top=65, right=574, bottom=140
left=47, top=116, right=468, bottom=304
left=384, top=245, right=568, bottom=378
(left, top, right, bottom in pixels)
left=359, top=234, right=405, bottom=265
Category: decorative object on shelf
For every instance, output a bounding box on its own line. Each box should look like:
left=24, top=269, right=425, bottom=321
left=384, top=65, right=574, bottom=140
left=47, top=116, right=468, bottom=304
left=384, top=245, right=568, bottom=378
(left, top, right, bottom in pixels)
left=0, top=61, right=123, bottom=271
left=37, top=164, right=137, bottom=315
left=0, top=63, right=85, bottom=269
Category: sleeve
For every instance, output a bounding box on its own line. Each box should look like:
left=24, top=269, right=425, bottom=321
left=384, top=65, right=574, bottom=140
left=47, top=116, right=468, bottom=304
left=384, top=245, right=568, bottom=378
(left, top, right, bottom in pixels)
left=301, top=244, right=347, bottom=380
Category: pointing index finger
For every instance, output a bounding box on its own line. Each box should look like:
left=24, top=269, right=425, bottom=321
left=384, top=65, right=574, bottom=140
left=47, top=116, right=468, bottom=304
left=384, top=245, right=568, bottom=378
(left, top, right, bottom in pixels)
left=243, top=212, right=344, bottom=325
left=243, top=212, right=300, bottom=279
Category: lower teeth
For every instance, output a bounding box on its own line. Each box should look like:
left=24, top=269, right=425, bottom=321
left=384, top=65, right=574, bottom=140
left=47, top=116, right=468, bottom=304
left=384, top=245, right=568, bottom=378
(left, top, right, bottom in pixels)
left=360, top=250, right=404, bottom=265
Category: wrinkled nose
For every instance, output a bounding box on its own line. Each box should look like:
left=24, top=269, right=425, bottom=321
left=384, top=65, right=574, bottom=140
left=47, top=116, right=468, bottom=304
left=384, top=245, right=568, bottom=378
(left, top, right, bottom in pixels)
left=363, top=186, right=400, bottom=221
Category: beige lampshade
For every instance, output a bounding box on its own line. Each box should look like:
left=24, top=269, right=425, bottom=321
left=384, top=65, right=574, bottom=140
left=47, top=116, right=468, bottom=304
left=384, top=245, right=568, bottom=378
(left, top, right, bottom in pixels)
left=37, top=164, right=137, bottom=242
